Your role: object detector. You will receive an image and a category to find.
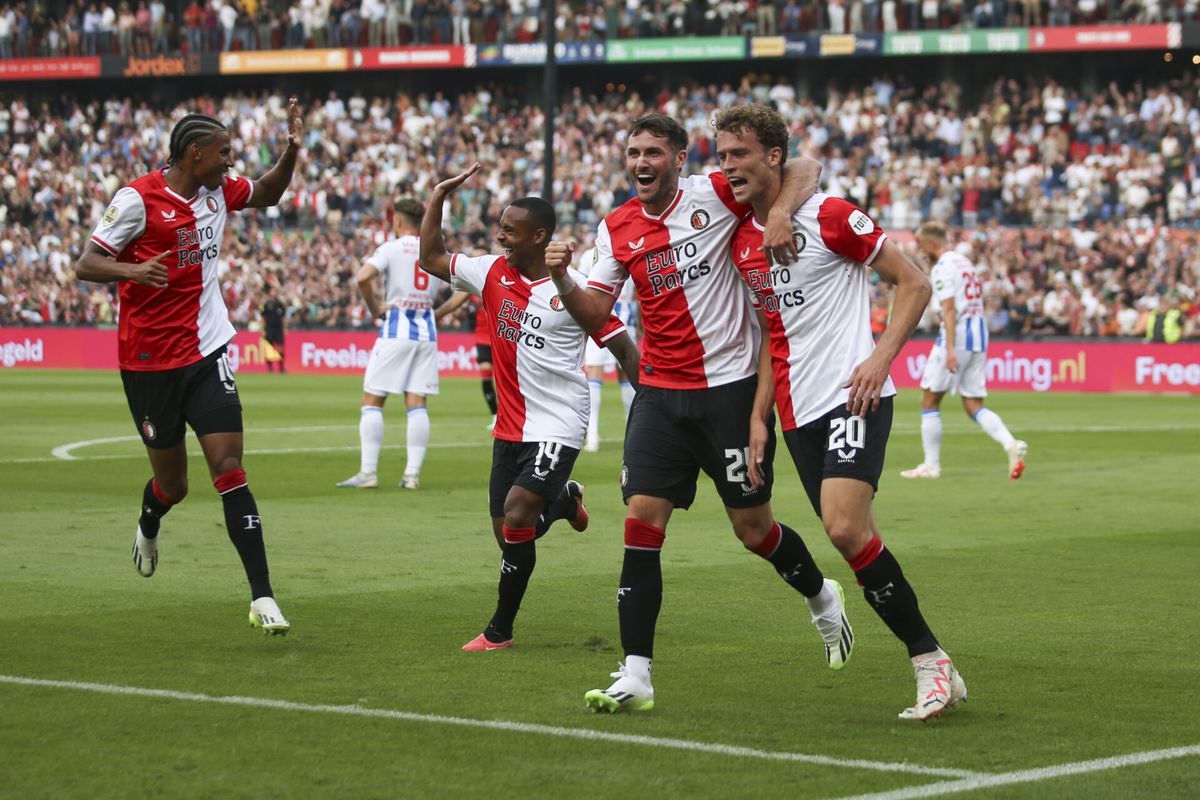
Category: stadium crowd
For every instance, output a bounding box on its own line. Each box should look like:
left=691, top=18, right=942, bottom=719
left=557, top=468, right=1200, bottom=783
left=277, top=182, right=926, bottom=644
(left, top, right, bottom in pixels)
left=1, top=72, right=1197, bottom=339
left=2, top=0, right=1197, bottom=59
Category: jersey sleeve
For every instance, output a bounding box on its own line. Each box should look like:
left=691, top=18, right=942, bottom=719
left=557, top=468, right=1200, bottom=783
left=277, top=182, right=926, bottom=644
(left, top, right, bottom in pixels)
left=930, top=259, right=957, bottom=304
left=366, top=241, right=392, bottom=276
left=584, top=220, right=627, bottom=297
left=592, top=314, right=627, bottom=347
left=449, top=253, right=497, bottom=295
left=704, top=171, right=752, bottom=217
left=816, top=197, right=888, bottom=267
left=223, top=175, right=254, bottom=212
left=90, top=187, right=146, bottom=256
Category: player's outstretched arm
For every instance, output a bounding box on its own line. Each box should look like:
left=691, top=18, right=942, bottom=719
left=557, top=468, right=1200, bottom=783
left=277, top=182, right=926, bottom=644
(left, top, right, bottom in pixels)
left=603, top=330, right=641, bottom=390
left=546, top=241, right=618, bottom=335
left=844, top=240, right=932, bottom=416
left=761, top=156, right=822, bottom=266
left=419, top=162, right=481, bottom=282
left=248, top=97, right=302, bottom=209
left=74, top=242, right=170, bottom=288
left=748, top=309, right=775, bottom=488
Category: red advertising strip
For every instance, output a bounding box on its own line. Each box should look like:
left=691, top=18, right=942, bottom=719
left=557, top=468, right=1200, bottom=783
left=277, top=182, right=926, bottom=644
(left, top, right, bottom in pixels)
left=0, top=57, right=101, bottom=81
left=351, top=46, right=467, bottom=70
left=5, top=328, right=1199, bottom=394
left=1028, top=24, right=1170, bottom=51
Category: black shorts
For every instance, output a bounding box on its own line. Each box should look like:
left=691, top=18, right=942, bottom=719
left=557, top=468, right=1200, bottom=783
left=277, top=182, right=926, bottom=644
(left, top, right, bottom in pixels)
left=782, top=396, right=893, bottom=519
left=121, top=346, right=243, bottom=449
left=621, top=375, right=773, bottom=510
left=488, top=439, right=581, bottom=518
left=475, top=344, right=493, bottom=367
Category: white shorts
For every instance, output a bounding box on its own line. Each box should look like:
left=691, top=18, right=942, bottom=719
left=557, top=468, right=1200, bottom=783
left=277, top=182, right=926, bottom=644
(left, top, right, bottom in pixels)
left=363, top=338, right=440, bottom=397
left=920, top=344, right=988, bottom=398
left=584, top=337, right=615, bottom=370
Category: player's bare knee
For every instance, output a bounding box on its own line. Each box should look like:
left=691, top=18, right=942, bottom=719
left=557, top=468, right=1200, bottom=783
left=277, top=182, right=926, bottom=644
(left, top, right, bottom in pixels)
left=159, top=477, right=188, bottom=502
left=735, top=520, right=773, bottom=550
left=211, top=456, right=244, bottom=479
left=824, top=520, right=869, bottom=557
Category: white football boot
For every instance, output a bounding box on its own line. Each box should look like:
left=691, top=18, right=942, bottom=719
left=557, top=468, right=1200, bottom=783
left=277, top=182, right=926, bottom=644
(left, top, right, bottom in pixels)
left=899, top=649, right=967, bottom=721
left=335, top=471, right=378, bottom=488
left=248, top=597, right=291, bottom=636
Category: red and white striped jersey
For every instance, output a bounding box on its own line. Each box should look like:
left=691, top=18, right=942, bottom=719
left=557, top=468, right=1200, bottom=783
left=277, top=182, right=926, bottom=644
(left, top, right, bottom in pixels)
left=89, top=169, right=254, bottom=371
left=451, top=253, right=626, bottom=448
left=732, top=194, right=896, bottom=430
left=586, top=172, right=757, bottom=390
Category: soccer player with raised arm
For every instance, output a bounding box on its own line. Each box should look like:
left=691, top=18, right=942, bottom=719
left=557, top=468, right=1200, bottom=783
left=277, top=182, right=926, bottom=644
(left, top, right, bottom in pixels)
left=74, top=101, right=304, bottom=634
left=545, top=114, right=850, bottom=714
left=715, top=105, right=967, bottom=720
left=899, top=221, right=1028, bottom=481
left=419, top=163, right=641, bottom=652
left=336, top=196, right=470, bottom=491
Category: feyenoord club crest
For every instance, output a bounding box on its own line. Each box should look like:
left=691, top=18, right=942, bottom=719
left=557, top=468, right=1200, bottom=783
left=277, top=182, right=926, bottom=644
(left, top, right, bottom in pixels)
left=142, top=419, right=157, bottom=441
left=549, top=295, right=563, bottom=311
left=206, top=196, right=218, bottom=212
left=793, top=230, right=807, bottom=254
left=690, top=208, right=710, bottom=230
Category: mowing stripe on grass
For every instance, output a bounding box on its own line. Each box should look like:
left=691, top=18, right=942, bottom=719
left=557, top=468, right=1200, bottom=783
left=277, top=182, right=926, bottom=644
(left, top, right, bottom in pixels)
left=827, top=744, right=1200, bottom=800
left=8, top=422, right=1200, bottom=465
left=0, top=674, right=980, bottom=779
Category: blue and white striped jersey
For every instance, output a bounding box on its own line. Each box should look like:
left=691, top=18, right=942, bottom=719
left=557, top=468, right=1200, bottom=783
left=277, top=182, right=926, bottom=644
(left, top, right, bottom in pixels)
left=368, top=234, right=446, bottom=342
left=931, top=250, right=987, bottom=353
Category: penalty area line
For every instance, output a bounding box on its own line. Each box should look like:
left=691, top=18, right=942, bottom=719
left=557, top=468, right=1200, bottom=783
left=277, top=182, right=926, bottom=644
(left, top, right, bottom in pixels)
left=0, top=674, right=979, bottom=779
left=826, top=744, right=1200, bottom=800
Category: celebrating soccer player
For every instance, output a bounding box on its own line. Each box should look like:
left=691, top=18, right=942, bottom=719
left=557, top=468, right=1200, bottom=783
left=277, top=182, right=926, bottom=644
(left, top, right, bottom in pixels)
left=74, top=99, right=304, bottom=635
left=715, top=104, right=968, bottom=720
left=418, top=163, right=641, bottom=652
left=545, top=114, right=851, bottom=714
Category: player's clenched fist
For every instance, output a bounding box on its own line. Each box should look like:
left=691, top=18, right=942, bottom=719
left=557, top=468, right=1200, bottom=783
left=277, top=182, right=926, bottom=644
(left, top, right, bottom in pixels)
left=544, top=240, right=576, bottom=279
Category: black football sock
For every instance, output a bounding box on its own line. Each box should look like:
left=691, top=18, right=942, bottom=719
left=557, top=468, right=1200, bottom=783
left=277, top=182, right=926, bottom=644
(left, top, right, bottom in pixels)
left=487, top=534, right=536, bottom=641
left=750, top=522, right=825, bottom=597
left=852, top=538, right=938, bottom=658
left=138, top=478, right=175, bottom=539
left=618, top=548, right=663, bottom=658
left=481, top=378, right=498, bottom=415
left=215, top=470, right=274, bottom=600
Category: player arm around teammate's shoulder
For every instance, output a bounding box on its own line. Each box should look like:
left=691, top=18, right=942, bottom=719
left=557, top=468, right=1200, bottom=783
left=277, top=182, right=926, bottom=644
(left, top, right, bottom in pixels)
left=246, top=97, right=303, bottom=209
left=761, top=155, right=822, bottom=266
left=419, top=162, right=482, bottom=282
left=845, top=238, right=932, bottom=416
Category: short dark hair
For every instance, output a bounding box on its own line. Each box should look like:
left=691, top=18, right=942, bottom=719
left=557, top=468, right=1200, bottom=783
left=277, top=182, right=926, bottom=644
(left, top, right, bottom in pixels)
left=508, top=197, right=556, bottom=238
left=627, top=114, right=689, bottom=154
left=393, top=197, right=425, bottom=227
left=711, top=105, right=790, bottom=165
left=167, top=113, right=226, bottom=166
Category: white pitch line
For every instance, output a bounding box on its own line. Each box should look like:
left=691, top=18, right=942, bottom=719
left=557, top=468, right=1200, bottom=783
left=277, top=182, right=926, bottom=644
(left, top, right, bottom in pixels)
left=0, top=674, right=979, bottom=779
left=827, top=744, right=1200, bottom=800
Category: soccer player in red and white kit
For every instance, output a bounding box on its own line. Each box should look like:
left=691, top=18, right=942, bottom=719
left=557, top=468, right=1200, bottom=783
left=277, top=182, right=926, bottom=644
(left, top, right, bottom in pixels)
left=545, top=114, right=849, bottom=714
left=419, top=164, right=641, bottom=652
left=74, top=101, right=304, bottom=635
left=715, top=105, right=968, bottom=720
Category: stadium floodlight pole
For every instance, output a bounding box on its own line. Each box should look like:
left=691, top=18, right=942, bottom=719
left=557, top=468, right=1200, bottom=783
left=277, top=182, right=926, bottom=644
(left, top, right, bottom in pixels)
left=542, top=0, right=557, bottom=202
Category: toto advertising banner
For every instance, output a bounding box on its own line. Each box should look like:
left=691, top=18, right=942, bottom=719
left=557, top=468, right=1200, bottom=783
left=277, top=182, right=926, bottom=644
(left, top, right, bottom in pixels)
left=4, top=328, right=1199, bottom=393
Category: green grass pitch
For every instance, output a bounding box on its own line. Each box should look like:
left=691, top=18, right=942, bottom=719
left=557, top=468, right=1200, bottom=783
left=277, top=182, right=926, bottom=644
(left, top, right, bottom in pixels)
left=1, top=370, right=1197, bottom=799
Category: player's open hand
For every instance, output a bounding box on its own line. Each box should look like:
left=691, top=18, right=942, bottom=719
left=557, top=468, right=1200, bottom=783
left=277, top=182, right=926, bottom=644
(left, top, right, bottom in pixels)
left=945, top=350, right=959, bottom=373
left=760, top=208, right=801, bottom=267
left=286, top=97, right=303, bottom=148
left=747, top=416, right=771, bottom=489
left=545, top=239, right=576, bottom=280
left=435, top=162, right=481, bottom=197
left=130, top=250, right=172, bottom=288
left=844, top=351, right=890, bottom=417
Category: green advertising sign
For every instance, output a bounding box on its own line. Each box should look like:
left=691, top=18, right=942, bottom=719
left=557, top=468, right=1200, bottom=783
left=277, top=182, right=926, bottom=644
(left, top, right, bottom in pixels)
left=606, top=36, right=745, bottom=63
left=884, top=28, right=1028, bottom=56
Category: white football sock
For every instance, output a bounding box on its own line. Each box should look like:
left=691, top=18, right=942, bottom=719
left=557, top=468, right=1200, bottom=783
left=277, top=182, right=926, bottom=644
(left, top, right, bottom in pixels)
left=625, top=654, right=652, bottom=685
left=974, top=407, right=1016, bottom=450
left=587, top=379, right=602, bottom=441
left=805, top=579, right=838, bottom=617
left=405, top=407, right=430, bottom=476
left=620, top=380, right=635, bottom=417
left=360, top=406, right=384, bottom=474
left=921, top=410, right=942, bottom=470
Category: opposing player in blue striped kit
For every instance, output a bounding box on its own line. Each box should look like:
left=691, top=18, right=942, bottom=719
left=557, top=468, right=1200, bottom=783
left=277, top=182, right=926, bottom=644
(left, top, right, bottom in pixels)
left=337, top=197, right=468, bottom=490
left=901, top=221, right=1027, bottom=481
